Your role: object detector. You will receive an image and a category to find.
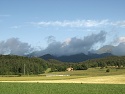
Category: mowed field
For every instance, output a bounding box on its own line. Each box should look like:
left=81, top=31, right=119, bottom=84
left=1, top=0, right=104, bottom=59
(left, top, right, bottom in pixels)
left=0, top=68, right=125, bottom=94
left=0, top=68, right=125, bottom=84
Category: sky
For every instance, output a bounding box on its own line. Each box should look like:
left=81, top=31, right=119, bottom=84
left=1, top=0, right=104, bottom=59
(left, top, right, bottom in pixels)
left=0, top=0, right=125, bottom=56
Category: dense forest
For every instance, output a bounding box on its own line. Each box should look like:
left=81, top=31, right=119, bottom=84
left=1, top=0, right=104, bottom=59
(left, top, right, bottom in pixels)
left=0, top=55, right=48, bottom=75
left=0, top=55, right=125, bottom=75
left=0, top=55, right=70, bottom=75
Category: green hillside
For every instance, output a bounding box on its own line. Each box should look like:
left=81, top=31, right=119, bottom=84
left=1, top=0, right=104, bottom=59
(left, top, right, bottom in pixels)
left=0, top=55, right=125, bottom=75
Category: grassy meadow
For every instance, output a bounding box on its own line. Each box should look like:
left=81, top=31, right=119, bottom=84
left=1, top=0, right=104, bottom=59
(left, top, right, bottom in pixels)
left=0, top=68, right=125, bottom=94
left=0, top=83, right=125, bottom=94
left=0, top=68, right=125, bottom=81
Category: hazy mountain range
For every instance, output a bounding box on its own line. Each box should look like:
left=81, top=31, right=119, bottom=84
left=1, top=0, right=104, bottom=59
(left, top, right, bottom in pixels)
left=26, top=44, right=114, bottom=62
left=39, top=53, right=113, bottom=63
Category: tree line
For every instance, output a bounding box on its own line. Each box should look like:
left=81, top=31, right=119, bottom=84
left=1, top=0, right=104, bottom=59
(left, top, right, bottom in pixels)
left=80, top=56, right=125, bottom=69
left=0, top=55, right=125, bottom=75
left=0, top=55, right=48, bottom=75
left=0, top=55, right=71, bottom=75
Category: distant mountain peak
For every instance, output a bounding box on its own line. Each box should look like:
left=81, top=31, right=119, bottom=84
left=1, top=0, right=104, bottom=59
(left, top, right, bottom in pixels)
left=96, top=45, right=114, bottom=54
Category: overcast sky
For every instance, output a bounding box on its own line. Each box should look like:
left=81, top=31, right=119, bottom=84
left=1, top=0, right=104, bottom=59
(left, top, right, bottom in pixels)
left=0, top=0, right=125, bottom=56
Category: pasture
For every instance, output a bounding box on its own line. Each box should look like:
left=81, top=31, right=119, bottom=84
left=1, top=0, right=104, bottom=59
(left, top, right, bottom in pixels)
left=0, top=68, right=125, bottom=84
left=0, top=83, right=125, bottom=94
left=0, top=68, right=125, bottom=94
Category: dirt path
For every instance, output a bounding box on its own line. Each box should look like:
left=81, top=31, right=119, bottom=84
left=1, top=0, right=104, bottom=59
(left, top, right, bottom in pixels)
left=1, top=75, right=125, bottom=84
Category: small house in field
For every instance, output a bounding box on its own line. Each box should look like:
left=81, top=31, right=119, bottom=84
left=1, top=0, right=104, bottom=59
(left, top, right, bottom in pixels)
left=66, top=67, right=73, bottom=71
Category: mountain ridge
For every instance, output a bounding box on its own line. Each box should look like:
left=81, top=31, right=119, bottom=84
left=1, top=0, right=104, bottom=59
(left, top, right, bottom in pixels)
left=40, top=53, right=113, bottom=63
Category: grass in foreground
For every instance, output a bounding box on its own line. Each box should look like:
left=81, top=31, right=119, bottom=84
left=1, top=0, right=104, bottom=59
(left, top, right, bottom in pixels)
left=0, top=83, right=125, bottom=94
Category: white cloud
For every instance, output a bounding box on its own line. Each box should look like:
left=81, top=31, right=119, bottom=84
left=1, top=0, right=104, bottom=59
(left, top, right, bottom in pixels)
left=83, top=20, right=109, bottom=27
left=111, top=21, right=125, bottom=27
left=115, top=21, right=125, bottom=27
left=34, top=31, right=107, bottom=56
left=117, top=37, right=125, bottom=43
left=30, top=20, right=125, bottom=28
left=30, top=20, right=109, bottom=28
left=62, top=38, right=71, bottom=47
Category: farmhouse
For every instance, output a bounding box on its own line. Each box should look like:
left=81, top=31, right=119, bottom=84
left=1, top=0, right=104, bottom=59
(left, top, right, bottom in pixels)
left=66, top=67, right=73, bottom=71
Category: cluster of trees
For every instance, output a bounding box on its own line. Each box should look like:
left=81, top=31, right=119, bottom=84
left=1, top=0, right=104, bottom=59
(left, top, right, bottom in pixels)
left=48, top=55, right=125, bottom=71
left=0, top=55, right=125, bottom=75
left=47, top=59, right=68, bottom=72
left=81, top=56, right=125, bottom=69
left=0, top=55, right=48, bottom=75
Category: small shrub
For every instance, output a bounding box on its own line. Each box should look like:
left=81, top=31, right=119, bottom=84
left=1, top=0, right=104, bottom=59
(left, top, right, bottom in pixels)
left=106, top=69, right=110, bottom=72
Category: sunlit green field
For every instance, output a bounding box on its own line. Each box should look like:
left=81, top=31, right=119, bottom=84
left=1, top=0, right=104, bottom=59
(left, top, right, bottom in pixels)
left=0, top=83, right=125, bottom=94
left=46, top=68, right=125, bottom=76
left=0, top=68, right=125, bottom=94
left=0, top=68, right=125, bottom=81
